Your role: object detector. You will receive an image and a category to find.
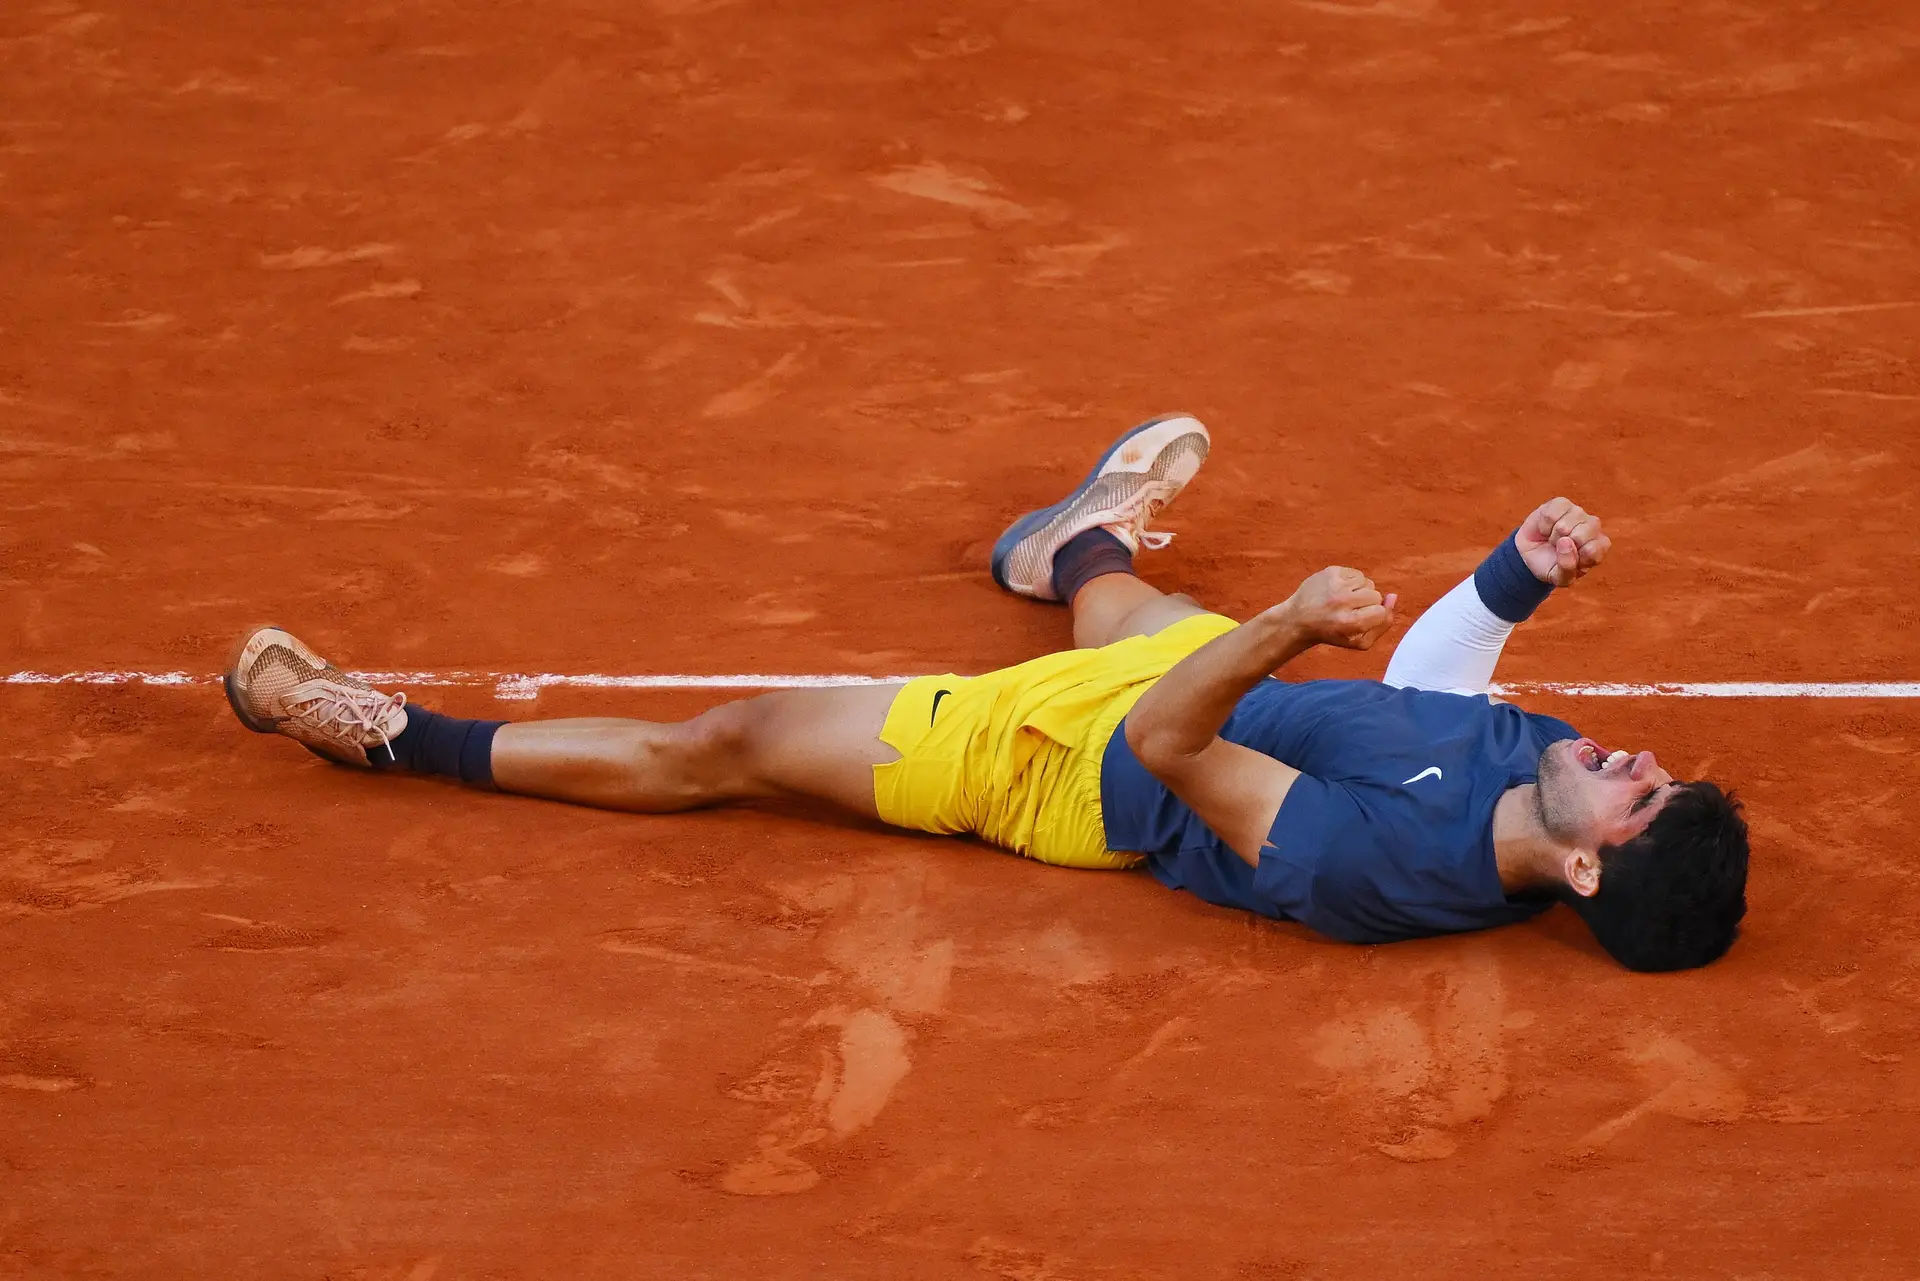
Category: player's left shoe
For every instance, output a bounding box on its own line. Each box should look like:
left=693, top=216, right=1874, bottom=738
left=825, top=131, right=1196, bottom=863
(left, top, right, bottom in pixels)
left=990, top=413, right=1210, bottom=601
left=224, top=626, right=408, bottom=767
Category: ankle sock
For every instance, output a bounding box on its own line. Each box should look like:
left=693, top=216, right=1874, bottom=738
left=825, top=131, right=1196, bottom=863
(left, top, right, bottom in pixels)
left=1051, top=527, right=1136, bottom=602
left=373, top=706, right=505, bottom=786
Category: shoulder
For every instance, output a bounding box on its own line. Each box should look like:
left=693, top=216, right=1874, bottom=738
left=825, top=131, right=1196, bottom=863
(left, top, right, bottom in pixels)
left=1519, top=708, right=1581, bottom=744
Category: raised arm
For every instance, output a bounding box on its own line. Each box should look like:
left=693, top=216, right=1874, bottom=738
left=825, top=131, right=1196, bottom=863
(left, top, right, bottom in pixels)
left=1126, top=567, right=1396, bottom=866
left=1384, top=497, right=1610, bottom=695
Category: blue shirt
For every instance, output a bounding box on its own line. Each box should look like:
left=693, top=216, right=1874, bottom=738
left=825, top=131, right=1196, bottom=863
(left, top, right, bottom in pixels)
left=1100, top=679, right=1580, bottom=944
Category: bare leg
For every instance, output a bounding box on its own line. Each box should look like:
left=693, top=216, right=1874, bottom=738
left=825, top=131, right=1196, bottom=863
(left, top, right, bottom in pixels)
left=488, top=683, right=904, bottom=820
left=1068, top=572, right=1217, bottom=648
left=486, top=570, right=1214, bottom=820
left=483, top=570, right=1214, bottom=820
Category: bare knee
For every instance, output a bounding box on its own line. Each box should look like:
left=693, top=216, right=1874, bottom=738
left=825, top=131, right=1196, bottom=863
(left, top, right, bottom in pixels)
left=647, top=702, right=767, bottom=803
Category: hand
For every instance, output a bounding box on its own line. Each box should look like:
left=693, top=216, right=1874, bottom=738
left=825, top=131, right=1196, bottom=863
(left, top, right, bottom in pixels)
left=1276, top=566, right=1398, bottom=650
left=1515, top=497, right=1610, bottom=587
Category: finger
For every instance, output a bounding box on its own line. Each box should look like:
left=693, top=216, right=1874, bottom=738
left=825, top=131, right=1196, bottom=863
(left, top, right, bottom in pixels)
left=1554, top=535, right=1578, bottom=586
left=1533, top=497, right=1573, bottom=537
left=1552, top=506, right=1588, bottom=542
left=1559, top=510, right=1605, bottom=541
left=1364, top=600, right=1399, bottom=644
left=1344, top=605, right=1391, bottom=649
left=1346, top=587, right=1383, bottom=609
left=1580, top=532, right=1612, bottom=565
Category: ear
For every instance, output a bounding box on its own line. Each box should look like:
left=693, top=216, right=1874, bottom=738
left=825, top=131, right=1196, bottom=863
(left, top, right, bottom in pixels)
left=1563, top=848, right=1602, bottom=898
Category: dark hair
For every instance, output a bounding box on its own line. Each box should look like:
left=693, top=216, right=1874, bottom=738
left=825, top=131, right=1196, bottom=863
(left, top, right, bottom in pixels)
left=1568, top=781, right=1749, bottom=972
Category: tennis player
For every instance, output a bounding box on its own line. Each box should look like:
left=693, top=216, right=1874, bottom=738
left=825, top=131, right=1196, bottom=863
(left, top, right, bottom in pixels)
left=225, top=416, right=1747, bottom=970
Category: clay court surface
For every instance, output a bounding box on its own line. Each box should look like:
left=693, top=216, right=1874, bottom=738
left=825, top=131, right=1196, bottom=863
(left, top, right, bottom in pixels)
left=6, top=0, right=1920, bottom=1275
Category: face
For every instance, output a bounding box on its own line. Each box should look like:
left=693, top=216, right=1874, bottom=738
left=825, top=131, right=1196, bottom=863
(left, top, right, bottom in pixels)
left=1536, top=736, right=1676, bottom=870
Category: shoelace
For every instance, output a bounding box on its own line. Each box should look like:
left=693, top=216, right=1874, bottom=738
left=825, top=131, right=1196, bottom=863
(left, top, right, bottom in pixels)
left=1107, top=481, right=1178, bottom=550
left=288, top=684, right=408, bottom=751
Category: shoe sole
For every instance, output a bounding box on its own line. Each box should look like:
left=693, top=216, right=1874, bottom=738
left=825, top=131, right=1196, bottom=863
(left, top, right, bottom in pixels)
left=990, top=414, right=1210, bottom=599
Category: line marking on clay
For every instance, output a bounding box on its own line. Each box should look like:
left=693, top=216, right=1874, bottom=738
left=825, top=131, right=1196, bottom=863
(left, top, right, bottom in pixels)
left=4, top=672, right=1920, bottom=700
left=1496, top=681, right=1920, bottom=698
left=1743, top=300, right=1920, bottom=318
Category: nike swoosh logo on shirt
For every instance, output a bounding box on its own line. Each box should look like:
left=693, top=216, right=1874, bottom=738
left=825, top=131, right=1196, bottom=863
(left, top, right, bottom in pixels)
left=1402, top=766, right=1444, bottom=785
left=930, top=689, right=951, bottom=724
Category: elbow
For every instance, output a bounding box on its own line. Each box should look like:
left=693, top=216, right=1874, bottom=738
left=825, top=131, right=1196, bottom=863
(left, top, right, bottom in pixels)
left=1125, top=718, right=1202, bottom=778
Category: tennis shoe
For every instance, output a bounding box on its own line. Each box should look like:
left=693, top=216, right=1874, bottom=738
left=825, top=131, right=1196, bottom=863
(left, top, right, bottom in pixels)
left=990, top=414, right=1210, bottom=600
left=224, top=626, right=407, bottom=767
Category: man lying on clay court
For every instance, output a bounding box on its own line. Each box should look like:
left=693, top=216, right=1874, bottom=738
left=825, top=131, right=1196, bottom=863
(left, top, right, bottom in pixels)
left=225, top=415, right=1749, bottom=972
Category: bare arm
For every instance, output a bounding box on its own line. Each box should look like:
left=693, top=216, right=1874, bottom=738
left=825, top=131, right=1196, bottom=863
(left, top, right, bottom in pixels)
left=1126, top=567, right=1397, bottom=866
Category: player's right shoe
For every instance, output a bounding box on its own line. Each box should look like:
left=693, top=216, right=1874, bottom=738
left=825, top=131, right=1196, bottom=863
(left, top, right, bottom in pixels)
left=224, top=626, right=408, bottom=768
left=990, top=414, right=1210, bottom=601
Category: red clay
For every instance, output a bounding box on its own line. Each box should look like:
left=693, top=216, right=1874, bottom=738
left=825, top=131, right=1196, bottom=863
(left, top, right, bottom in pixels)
left=4, top=0, right=1919, bottom=1276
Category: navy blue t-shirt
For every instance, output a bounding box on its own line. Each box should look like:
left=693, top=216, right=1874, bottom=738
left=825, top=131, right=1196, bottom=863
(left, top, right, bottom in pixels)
left=1100, top=680, right=1580, bottom=944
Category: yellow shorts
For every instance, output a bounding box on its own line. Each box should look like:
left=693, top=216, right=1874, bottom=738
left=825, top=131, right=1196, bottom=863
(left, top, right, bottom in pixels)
left=871, top=613, right=1239, bottom=869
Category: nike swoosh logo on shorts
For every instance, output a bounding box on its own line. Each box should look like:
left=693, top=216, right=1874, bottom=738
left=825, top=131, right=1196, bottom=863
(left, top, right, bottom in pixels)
left=930, top=689, right=951, bottom=724
left=1402, top=766, right=1443, bottom=785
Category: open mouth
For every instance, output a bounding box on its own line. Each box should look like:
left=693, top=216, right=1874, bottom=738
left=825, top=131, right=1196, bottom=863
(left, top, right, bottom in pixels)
left=1572, top=738, right=1630, bottom=773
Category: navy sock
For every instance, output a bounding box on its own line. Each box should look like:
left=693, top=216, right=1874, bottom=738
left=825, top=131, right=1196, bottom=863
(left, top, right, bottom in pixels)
left=1051, top=528, right=1135, bottom=602
left=373, top=706, right=505, bottom=786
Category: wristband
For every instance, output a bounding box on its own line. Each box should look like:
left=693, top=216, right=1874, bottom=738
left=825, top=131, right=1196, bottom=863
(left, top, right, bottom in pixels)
left=1472, top=529, right=1553, bottom=623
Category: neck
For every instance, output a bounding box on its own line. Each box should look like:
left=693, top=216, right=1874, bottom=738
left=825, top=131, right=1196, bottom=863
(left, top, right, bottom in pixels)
left=1492, top=783, right=1573, bottom=894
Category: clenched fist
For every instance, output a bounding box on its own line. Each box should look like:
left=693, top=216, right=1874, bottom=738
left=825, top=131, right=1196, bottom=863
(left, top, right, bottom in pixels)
left=1276, top=566, right=1398, bottom=651
left=1516, top=497, right=1610, bottom=587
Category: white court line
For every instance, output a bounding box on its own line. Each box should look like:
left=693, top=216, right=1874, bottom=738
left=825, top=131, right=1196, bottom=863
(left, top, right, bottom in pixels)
left=3, top=671, right=1919, bottom=699
left=1498, top=681, right=1920, bottom=698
